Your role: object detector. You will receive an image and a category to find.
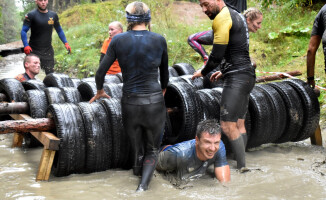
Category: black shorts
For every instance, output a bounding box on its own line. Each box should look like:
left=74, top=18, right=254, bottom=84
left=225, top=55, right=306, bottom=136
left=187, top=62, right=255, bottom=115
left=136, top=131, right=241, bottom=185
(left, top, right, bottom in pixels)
left=30, top=45, right=54, bottom=74
left=220, top=72, right=255, bottom=122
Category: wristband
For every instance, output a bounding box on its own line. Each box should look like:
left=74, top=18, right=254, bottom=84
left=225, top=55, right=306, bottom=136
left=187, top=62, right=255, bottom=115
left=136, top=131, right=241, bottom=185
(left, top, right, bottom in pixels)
left=307, top=76, right=314, bottom=81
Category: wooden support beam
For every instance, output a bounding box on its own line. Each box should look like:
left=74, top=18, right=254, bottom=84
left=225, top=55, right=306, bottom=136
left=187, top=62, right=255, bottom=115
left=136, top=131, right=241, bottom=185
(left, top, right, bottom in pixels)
left=310, top=125, right=322, bottom=146
left=12, top=132, right=24, bottom=148
left=9, top=114, right=59, bottom=150
left=9, top=114, right=59, bottom=181
left=36, top=148, right=56, bottom=181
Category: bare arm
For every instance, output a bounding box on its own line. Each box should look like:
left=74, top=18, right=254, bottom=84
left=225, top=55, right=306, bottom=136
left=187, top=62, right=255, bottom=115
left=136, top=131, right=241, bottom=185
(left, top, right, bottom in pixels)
left=214, top=165, right=230, bottom=183
left=306, top=35, right=321, bottom=87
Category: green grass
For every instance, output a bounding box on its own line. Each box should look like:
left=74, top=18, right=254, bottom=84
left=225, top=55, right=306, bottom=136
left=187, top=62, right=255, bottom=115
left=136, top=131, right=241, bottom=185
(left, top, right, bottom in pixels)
left=52, top=0, right=326, bottom=123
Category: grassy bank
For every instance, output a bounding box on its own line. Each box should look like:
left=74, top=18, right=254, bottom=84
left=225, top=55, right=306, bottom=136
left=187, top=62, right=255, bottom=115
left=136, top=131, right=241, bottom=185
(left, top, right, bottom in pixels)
left=52, top=0, right=326, bottom=124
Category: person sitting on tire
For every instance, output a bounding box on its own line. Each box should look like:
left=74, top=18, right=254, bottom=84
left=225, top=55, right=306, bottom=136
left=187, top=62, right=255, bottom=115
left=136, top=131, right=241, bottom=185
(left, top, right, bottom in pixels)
left=90, top=1, right=169, bottom=192
left=157, top=119, right=230, bottom=183
left=99, top=21, right=123, bottom=75
left=15, top=53, right=41, bottom=82
left=188, top=7, right=263, bottom=66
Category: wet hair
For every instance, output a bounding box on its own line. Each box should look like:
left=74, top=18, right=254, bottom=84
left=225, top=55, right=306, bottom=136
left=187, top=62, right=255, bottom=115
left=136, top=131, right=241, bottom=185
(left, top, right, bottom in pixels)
left=23, top=53, right=40, bottom=68
left=109, top=21, right=123, bottom=32
left=125, top=1, right=151, bottom=31
left=243, top=7, right=263, bottom=21
left=196, top=119, right=221, bottom=139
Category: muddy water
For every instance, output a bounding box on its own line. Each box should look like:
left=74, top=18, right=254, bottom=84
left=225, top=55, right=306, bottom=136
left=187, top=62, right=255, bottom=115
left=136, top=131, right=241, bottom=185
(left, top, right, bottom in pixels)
left=0, top=54, right=326, bottom=200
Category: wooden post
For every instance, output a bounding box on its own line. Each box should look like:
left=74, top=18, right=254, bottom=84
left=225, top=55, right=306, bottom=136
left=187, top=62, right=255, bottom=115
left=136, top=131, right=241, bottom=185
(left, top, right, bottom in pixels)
left=9, top=114, right=60, bottom=181
left=36, top=148, right=56, bottom=181
left=12, top=133, right=24, bottom=147
left=310, top=125, right=322, bottom=146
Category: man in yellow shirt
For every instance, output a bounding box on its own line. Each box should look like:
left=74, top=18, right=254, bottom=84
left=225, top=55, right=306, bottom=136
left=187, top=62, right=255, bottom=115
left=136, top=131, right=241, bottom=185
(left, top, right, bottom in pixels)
left=192, top=0, right=255, bottom=169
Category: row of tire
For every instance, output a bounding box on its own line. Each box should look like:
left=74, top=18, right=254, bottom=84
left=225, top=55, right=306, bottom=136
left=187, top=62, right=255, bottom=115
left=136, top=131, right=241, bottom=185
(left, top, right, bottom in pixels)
left=0, top=63, right=320, bottom=177
left=0, top=63, right=198, bottom=176
left=163, top=79, right=320, bottom=150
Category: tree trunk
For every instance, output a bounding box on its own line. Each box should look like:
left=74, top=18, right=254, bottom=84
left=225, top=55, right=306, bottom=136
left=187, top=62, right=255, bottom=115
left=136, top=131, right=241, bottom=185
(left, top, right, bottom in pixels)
left=0, top=118, right=55, bottom=134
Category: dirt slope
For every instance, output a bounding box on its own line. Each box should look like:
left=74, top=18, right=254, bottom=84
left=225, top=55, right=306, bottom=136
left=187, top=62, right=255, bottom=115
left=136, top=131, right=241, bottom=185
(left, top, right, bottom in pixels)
left=171, top=1, right=208, bottom=25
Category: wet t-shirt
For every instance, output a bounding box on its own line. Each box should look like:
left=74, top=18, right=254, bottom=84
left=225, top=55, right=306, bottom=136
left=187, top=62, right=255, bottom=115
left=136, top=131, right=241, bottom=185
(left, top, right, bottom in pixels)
left=311, top=4, right=326, bottom=37
left=157, top=139, right=228, bottom=180
left=23, top=9, right=61, bottom=48
left=225, top=0, right=247, bottom=12
left=96, top=30, right=169, bottom=94
left=201, top=6, right=253, bottom=76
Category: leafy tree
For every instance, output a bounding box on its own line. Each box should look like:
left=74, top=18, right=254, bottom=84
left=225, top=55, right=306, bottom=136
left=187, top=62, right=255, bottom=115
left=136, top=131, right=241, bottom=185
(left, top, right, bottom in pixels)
left=0, top=0, right=20, bottom=44
left=0, top=5, right=4, bottom=44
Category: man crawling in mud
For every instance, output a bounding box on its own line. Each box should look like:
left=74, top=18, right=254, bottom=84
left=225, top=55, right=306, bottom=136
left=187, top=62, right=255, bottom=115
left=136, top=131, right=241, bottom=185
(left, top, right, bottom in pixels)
left=156, top=119, right=230, bottom=183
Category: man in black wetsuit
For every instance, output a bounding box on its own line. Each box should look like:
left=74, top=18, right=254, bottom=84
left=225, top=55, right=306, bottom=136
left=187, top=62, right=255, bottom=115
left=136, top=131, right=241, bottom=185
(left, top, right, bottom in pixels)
left=89, top=1, right=169, bottom=192
left=307, top=4, right=326, bottom=88
left=21, top=0, right=71, bottom=74
left=192, top=0, right=255, bottom=170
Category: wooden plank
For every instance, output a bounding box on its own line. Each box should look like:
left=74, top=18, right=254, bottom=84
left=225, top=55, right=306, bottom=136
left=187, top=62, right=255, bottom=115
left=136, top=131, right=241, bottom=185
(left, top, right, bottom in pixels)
left=9, top=114, right=59, bottom=150
left=30, top=131, right=60, bottom=150
left=310, top=125, right=322, bottom=146
left=36, top=148, right=56, bottom=181
left=12, top=132, right=24, bottom=148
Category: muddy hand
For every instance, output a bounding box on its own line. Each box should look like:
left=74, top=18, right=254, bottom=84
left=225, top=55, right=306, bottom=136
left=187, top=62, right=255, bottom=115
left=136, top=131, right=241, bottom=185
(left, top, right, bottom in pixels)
left=210, top=71, right=223, bottom=82
left=89, top=89, right=111, bottom=104
left=192, top=70, right=203, bottom=80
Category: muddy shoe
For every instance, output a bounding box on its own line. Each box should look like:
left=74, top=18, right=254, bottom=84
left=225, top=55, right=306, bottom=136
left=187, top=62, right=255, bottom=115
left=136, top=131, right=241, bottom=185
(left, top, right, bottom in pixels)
left=239, top=167, right=250, bottom=173
left=136, top=184, right=148, bottom=192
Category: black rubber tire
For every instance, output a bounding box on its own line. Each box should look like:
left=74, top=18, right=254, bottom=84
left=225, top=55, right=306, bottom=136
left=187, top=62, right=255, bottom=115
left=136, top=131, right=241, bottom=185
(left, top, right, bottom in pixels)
left=196, top=89, right=220, bottom=121
left=180, top=75, right=204, bottom=90
left=0, top=78, right=26, bottom=102
left=101, top=98, right=130, bottom=169
left=115, top=73, right=123, bottom=82
left=77, top=81, right=97, bottom=102
left=283, top=79, right=320, bottom=141
left=71, top=78, right=82, bottom=88
left=161, top=111, right=174, bottom=145
left=268, top=81, right=304, bottom=143
left=47, top=103, right=86, bottom=176
left=43, top=73, right=74, bottom=88
left=20, top=90, right=49, bottom=148
left=255, top=84, right=287, bottom=143
left=26, top=90, right=48, bottom=118
left=60, top=87, right=82, bottom=103
left=78, top=102, right=112, bottom=172
left=103, top=83, right=123, bottom=99
left=247, top=86, right=275, bottom=149
left=44, top=87, right=65, bottom=105
left=22, top=79, right=46, bottom=91
left=172, top=63, right=196, bottom=76
left=81, top=77, right=95, bottom=82
left=164, top=81, right=203, bottom=143
left=168, top=76, right=183, bottom=85
left=168, top=67, right=179, bottom=77
left=105, top=74, right=122, bottom=84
